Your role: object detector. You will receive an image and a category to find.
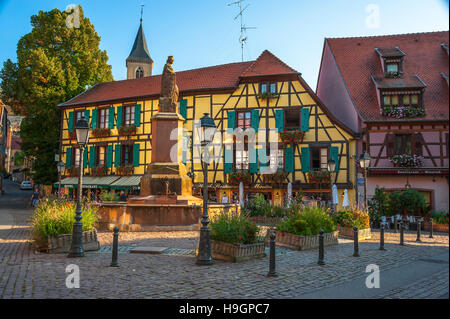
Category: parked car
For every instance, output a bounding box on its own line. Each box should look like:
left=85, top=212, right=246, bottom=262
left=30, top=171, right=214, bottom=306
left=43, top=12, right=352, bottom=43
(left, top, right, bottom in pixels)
left=20, top=181, right=33, bottom=190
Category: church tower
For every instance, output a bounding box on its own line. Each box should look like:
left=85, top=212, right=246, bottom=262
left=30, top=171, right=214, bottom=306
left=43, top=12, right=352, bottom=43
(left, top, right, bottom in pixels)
left=126, top=13, right=153, bottom=79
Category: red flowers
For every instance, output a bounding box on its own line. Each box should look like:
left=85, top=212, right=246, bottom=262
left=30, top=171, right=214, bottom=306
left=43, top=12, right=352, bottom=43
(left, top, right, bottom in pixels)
left=280, top=130, right=304, bottom=144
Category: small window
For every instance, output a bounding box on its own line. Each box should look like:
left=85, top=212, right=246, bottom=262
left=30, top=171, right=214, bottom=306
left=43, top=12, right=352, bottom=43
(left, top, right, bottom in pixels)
left=97, top=146, right=106, bottom=166
left=383, top=96, right=391, bottom=106
left=98, top=108, right=109, bottom=129
left=123, top=105, right=135, bottom=126
left=311, top=147, right=328, bottom=170
left=260, top=83, right=277, bottom=94
left=394, top=134, right=411, bottom=155
left=260, top=84, right=267, bottom=94
left=391, top=95, right=399, bottom=106
left=122, top=144, right=133, bottom=166
left=237, top=111, right=251, bottom=129
left=403, top=95, right=410, bottom=105
left=386, top=63, right=398, bottom=73
left=269, top=83, right=277, bottom=94
left=136, top=67, right=144, bottom=78
left=269, top=148, right=284, bottom=170
left=411, top=94, right=419, bottom=105
left=74, top=110, right=83, bottom=127
left=235, top=146, right=249, bottom=170
left=285, top=109, right=301, bottom=130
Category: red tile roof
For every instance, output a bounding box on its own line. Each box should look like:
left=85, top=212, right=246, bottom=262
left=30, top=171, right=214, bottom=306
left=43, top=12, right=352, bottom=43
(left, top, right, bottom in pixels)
left=326, top=31, right=449, bottom=121
left=59, top=50, right=299, bottom=107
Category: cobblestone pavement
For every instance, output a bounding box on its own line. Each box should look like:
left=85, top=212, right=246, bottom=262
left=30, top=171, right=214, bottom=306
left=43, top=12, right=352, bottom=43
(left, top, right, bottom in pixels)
left=0, top=211, right=448, bottom=299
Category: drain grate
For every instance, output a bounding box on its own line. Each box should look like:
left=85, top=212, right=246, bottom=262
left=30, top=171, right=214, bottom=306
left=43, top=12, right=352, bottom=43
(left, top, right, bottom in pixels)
left=97, top=245, right=134, bottom=253
left=162, top=248, right=196, bottom=256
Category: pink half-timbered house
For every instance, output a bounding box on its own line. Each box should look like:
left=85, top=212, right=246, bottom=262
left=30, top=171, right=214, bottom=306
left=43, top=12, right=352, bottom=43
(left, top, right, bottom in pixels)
left=316, top=31, right=449, bottom=212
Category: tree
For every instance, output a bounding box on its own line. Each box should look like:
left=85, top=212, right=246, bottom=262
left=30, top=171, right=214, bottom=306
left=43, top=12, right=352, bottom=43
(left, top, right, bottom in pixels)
left=0, top=6, right=113, bottom=185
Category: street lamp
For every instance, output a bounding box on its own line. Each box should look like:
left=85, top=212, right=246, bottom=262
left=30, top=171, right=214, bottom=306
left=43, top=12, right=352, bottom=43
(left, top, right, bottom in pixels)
left=196, top=113, right=216, bottom=266
left=359, top=152, right=371, bottom=207
left=68, top=114, right=90, bottom=258
left=327, top=159, right=336, bottom=212
left=57, top=161, right=65, bottom=194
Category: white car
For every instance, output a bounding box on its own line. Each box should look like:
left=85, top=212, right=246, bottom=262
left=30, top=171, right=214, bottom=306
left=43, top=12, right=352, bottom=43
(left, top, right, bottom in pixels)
left=20, top=181, right=33, bottom=190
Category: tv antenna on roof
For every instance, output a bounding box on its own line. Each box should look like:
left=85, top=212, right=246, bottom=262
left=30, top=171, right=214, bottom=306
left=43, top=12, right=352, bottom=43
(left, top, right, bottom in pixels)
left=227, top=0, right=256, bottom=62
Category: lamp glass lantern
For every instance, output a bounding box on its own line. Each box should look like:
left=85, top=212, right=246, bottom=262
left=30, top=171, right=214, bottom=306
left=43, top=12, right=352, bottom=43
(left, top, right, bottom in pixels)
left=327, top=159, right=336, bottom=172
left=75, top=114, right=90, bottom=146
left=199, top=113, right=217, bottom=144
left=359, top=152, right=371, bottom=169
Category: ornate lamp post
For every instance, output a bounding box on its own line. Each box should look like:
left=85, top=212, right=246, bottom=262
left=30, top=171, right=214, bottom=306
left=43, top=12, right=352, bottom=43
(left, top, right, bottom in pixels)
left=196, top=113, right=217, bottom=266
left=327, top=159, right=336, bottom=212
left=359, top=152, right=371, bottom=207
left=68, top=114, right=90, bottom=258
left=57, top=161, right=65, bottom=194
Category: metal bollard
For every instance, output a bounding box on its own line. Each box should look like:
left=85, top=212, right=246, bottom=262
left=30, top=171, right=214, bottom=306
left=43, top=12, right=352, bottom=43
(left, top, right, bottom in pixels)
left=267, top=233, right=277, bottom=277
left=110, top=226, right=119, bottom=267
left=353, top=226, right=360, bottom=257
left=416, top=219, right=422, bottom=242
left=393, top=216, right=398, bottom=233
left=379, top=224, right=386, bottom=250
left=318, top=229, right=325, bottom=265
left=429, top=218, right=433, bottom=238
left=399, top=222, right=404, bottom=246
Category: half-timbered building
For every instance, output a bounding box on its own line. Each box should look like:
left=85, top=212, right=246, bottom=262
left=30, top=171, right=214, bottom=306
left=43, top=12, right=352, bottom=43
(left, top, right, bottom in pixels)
left=317, top=31, right=449, bottom=212
left=57, top=22, right=357, bottom=207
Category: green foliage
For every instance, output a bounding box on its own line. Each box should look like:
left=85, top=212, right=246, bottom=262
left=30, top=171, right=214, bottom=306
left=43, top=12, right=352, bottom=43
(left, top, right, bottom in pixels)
left=13, top=150, right=26, bottom=166
left=368, top=186, right=390, bottom=222
left=399, top=189, right=426, bottom=214
left=210, top=212, right=260, bottom=245
left=277, top=207, right=336, bottom=236
left=244, top=194, right=272, bottom=217
left=99, top=190, right=119, bottom=202
left=30, top=196, right=99, bottom=244
left=430, top=211, right=449, bottom=225
left=1, top=6, right=113, bottom=185
left=387, top=191, right=403, bottom=216
left=333, top=208, right=370, bottom=229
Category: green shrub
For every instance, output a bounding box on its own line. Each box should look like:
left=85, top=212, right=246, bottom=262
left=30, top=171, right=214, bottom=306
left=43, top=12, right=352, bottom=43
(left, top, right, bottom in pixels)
left=210, top=212, right=260, bottom=245
left=430, top=211, right=449, bottom=224
left=387, top=191, right=403, bottom=216
left=100, top=190, right=119, bottom=202
left=31, top=196, right=99, bottom=245
left=399, top=189, right=426, bottom=215
left=244, top=194, right=272, bottom=217
left=333, top=207, right=370, bottom=229
left=368, top=186, right=390, bottom=222
left=277, top=207, right=335, bottom=236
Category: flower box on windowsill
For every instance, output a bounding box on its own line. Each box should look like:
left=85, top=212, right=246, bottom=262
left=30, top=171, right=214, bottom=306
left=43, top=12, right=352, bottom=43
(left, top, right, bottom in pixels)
left=69, top=131, right=77, bottom=140
left=91, top=166, right=109, bottom=177
left=257, top=92, right=279, bottom=100
left=381, top=106, right=426, bottom=119
left=116, top=165, right=134, bottom=176
left=390, top=154, right=424, bottom=168
left=307, top=171, right=331, bottom=184
left=280, top=130, right=304, bottom=144
left=118, top=125, right=136, bottom=136
left=92, top=128, right=111, bottom=138
left=263, top=171, right=289, bottom=185
left=228, top=170, right=252, bottom=186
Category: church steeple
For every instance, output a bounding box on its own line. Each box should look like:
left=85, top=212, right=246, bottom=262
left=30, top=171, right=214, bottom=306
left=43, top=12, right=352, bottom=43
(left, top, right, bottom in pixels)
left=126, top=6, right=153, bottom=79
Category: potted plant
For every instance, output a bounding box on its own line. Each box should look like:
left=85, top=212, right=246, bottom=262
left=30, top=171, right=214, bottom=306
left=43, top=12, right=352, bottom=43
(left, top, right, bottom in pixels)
left=307, top=170, right=330, bottom=187
left=333, top=207, right=371, bottom=240
left=92, top=128, right=111, bottom=138
left=209, top=212, right=266, bottom=262
left=275, top=207, right=338, bottom=250
left=99, top=190, right=120, bottom=202
left=425, top=211, right=449, bottom=233
left=118, top=125, right=137, bottom=136
left=30, top=195, right=100, bottom=253
left=368, top=186, right=390, bottom=228
left=280, top=130, right=304, bottom=144
left=91, top=166, right=109, bottom=177
left=228, top=170, right=252, bottom=186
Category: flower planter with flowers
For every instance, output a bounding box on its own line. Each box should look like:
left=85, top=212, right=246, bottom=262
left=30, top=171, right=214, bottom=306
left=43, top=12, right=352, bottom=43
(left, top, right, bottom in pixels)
left=333, top=208, right=371, bottom=240
left=228, top=170, right=252, bottom=186
left=116, top=165, right=134, bottom=176
left=118, top=125, right=137, bottom=136
left=258, top=92, right=279, bottom=100
left=274, top=230, right=339, bottom=251
left=209, top=212, right=265, bottom=262
left=390, top=154, right=424, bottom=168
left=280, top=130, right=304, bottom=145
left=69, top=131, right=77, bottom=140
left=307, top=170, right=330, bottom=188
left=91, top=166, right=109, bottom=177
left=381, top=106, right=426, bottom=119
left=263, top=171, right=288, bottom=185
left=92, top=128, right=111, bottom=138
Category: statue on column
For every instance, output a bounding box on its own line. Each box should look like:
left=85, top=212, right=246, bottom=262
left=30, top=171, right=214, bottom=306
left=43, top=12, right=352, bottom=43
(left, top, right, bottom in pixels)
left=159, top=56, right=179, bottom=113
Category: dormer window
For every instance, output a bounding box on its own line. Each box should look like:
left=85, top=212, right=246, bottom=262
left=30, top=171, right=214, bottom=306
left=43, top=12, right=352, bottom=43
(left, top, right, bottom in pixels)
left=386, top=63, right=399, bottom=74
left=375, top=47, right=405, bottom=78
left=259, top=83, right=278, bottom=99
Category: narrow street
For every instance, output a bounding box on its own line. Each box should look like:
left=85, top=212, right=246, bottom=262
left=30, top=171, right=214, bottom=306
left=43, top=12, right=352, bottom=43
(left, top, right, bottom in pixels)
left=0, top=179, right=33, bottom=232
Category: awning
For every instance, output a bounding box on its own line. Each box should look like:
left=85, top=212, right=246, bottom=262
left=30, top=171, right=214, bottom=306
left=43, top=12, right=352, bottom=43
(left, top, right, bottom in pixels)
left=54, top=176, right=120, bottom=189
left=110, top=176, right=142, bottom=190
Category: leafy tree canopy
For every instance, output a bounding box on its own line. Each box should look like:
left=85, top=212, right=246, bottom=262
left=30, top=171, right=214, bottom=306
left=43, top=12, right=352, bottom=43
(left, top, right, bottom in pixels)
left=0, top=6, right=113, bottom=185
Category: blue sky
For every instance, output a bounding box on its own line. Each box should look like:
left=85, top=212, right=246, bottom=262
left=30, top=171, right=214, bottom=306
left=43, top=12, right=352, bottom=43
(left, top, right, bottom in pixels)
left=0, top=0, right=448, bottom=88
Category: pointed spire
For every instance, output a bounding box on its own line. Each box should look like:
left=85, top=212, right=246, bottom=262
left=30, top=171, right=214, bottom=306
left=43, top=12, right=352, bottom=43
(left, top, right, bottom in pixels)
left=126, top=7, right=153, bottom=64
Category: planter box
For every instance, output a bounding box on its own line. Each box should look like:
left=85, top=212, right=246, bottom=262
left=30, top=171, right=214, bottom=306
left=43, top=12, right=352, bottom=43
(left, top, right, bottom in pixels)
left=337, top=225, right=371, bottom=240
left=274, top=230, right=339, bottom=251
left=424, top=222, right=448, bottom=233
left=210, top=239, right=266, bottom=262
left=35, top=229, right=100, bottom=253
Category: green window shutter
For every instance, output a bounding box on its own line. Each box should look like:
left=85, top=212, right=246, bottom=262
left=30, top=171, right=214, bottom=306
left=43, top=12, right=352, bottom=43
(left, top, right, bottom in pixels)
left=114, top=144, right=121, bottom=167
left=179, top=99, right=187, bottom=122
left=108, top=107, right=115, bottom=129
left=65, top=147, right=72, bottom=168
left=301, top=147, right=310, bottom=172
left=300, top=108, right=310, bottom=132
left=285, top=147, right=294, bottom=173
left=258, top=148, right=268, bottom=174
left=330, top=146, right=339, bottom=172
left=106, top=145, right=113, bottom=168
left=182, top=136, right=187, bottom=165
left=89, top=146, right=96, bottom=168
left=68, top=112, right=74, bottom=132
left=227, top=111, right=236, bottom=129
left=224, top=146, right=233, bottom=173
left=83, top=147, right=88, bottom=169
left=251, top=109, right=260, bottom=132
left=134, top=104, right=141, bottom=127
left=275, top=109, right=284, bottom=132
left=84, top=110, right=90, bottom=125
left=249, top=147, right=258, bottom=173
left=116, top=106, right=123, bottom=128
left=91, top=109, right=98, bottom=129
left=133, top=143, right=140, bottom=167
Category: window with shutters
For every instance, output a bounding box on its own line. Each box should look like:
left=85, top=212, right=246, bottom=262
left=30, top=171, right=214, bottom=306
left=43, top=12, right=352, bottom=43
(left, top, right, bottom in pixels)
left=235, top=142, right=249, bottom=170
left=259, top=83, right=277, bottom=95
left=237, top=111, right=251, bottom=129
left=394, top=134, right=411, bottom=155
left=96, top=146, right=106, bottom=166
left=98, top=108, right=109, bottom=129
left=73, top=148, right=81, bottom=167
left=74, top=110, right=83, bottom=128
left=123, top=105, right=135, bottom=126
left=122, top=144, right=133, bottom=166
left=269, top=148, right=284, bottom=170
left=311, top=147, right=328, bottom=170
left=285, top=109, right=301, bottom=130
